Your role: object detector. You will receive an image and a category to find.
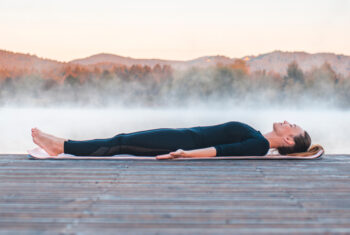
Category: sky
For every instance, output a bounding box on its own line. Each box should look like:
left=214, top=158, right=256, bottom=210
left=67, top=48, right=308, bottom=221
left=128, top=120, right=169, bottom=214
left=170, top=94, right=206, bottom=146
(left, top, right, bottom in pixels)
left=1, top=0, right=349, bottom=62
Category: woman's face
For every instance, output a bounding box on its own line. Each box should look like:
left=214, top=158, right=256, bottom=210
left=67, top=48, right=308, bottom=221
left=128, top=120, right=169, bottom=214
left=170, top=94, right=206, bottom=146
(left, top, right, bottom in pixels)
left=273, top=120, right=305, bottom=139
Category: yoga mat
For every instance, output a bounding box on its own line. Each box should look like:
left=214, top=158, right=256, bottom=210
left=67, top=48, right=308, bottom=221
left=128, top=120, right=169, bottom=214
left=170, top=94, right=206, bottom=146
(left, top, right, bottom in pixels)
left=27, top=144, right=324, bottom=160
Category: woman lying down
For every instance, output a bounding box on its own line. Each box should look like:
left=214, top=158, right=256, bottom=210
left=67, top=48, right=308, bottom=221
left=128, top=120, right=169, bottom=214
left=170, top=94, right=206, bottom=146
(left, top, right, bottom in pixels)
left=31, top=120, right=315, bottom=160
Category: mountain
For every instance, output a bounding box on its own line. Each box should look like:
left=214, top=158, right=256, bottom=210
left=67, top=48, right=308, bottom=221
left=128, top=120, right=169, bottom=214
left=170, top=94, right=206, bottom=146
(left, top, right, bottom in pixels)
left=245, top=50, right=350, bottom=76
left=70, top=51, right=350, bottom=76
left=1, top=49, right=350, bottom=77
left=70, top=53, right=180, bottom=67
left=0, top=49, right=64, bottom=72
left=69, top=53, right=234, bottom=70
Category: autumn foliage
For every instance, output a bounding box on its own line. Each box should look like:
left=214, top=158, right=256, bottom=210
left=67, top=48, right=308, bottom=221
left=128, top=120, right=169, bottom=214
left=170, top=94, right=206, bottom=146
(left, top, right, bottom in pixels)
left=0, top=50, right=349, bottom=108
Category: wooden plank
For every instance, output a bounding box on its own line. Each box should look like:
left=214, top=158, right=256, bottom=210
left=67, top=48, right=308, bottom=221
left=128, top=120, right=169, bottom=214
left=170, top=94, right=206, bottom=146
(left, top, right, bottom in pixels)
left=0, top=154, right=349, bottom=234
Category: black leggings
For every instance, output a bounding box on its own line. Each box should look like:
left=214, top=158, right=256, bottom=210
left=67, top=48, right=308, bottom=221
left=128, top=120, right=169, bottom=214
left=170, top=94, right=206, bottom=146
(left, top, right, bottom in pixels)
left=63, top=128, right=199, bottom=156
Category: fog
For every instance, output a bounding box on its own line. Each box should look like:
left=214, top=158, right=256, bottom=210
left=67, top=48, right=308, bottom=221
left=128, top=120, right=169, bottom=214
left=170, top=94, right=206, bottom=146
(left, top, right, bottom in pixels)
left=1, top=61, right=350, bottom=155
left=1, top=105, right=349, bottom=154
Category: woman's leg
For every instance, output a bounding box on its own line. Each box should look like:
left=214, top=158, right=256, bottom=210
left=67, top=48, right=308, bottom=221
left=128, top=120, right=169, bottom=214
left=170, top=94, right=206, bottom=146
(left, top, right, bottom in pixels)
left=64, top=134, right=124, bottom=156
left=64, top=127, right=198, bottom=156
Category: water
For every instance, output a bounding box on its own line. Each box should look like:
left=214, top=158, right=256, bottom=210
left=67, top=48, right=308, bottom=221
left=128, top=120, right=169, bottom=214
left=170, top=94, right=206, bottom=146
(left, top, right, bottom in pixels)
left=1, top=106, right=349, bottom=154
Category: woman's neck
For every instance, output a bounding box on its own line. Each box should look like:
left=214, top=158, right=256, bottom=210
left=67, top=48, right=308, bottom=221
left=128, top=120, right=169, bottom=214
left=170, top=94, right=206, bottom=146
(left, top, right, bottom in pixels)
left=263, top=131, right=281, bottom=149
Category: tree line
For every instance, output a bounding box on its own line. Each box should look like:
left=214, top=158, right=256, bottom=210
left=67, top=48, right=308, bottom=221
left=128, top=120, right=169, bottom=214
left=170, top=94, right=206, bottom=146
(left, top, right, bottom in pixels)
left=0, top=60, right=349, bottom=109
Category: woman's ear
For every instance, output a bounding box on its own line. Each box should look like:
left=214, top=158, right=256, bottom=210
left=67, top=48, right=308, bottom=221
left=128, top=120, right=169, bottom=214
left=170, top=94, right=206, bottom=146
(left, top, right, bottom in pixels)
left=283, top=135, right=295, bottom=146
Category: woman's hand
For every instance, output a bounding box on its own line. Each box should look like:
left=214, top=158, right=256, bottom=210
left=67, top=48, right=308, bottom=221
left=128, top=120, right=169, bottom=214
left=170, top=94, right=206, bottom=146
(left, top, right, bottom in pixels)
left=156, top=149, right=190, bottom=160
left=156, top=147, right=216, bottom=160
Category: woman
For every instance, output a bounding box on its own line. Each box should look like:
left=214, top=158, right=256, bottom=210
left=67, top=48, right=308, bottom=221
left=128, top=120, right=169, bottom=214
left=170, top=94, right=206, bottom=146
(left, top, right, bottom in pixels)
left=31, top=120, right=311, bottom=159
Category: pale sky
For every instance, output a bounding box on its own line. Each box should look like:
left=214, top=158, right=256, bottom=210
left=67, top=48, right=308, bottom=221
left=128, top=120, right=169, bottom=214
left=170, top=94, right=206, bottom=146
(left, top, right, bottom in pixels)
left=1, top=0, right=349, bottom=62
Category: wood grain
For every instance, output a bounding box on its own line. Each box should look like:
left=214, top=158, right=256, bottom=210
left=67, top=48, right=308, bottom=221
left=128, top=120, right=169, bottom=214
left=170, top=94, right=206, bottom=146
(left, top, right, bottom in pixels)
left=0, top=154, right=349, bottom=234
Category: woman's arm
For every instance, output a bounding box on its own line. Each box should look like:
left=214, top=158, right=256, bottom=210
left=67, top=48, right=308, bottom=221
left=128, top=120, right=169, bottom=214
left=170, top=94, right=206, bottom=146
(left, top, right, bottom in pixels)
left=156, top=147, right=216, bottom=160
left=213, top=137, right=269, bottom=156
left=185, top=147, right=217, bottom=158
left=156, top=137, right=269, bottom=160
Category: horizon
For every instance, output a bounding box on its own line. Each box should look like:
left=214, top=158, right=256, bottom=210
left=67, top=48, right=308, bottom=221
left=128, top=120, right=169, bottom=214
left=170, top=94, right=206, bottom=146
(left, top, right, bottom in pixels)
left=2, top=48, right=350, bottom=63
left=1, top=0, right=349, bottom=62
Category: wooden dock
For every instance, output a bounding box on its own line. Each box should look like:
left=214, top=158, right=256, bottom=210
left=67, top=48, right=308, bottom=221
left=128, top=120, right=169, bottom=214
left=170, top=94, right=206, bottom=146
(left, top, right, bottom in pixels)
left=0, top=154, right=349, bottom=234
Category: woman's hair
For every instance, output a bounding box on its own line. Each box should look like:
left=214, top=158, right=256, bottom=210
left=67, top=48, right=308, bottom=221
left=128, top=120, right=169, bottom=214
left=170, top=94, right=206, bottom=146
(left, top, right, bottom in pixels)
left=277, top=131, right=312, bottom=155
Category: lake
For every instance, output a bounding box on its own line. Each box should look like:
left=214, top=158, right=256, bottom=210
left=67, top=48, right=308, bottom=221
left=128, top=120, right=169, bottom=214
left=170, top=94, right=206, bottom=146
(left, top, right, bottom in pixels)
left=1, top=105, right=349, bottom=154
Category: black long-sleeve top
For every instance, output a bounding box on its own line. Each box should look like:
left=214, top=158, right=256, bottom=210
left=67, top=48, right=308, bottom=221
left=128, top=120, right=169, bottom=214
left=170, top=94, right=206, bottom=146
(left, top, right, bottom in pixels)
left=186, top=121, right=270, bottom=156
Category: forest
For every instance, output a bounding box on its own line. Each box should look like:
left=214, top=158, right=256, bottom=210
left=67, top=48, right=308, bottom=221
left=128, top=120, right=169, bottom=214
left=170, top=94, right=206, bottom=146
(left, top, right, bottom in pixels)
left=0, top=60, right=349, bottom=109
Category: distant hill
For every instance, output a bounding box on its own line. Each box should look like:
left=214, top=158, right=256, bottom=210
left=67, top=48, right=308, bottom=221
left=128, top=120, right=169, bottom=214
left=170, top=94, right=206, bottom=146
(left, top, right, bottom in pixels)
left=245, top=50, right=350, bottom=76
left=0, top=49, right=64, bottom=72
left=69, top=53, right=234, bottom=70
left=70, top=51, right=350, bottom=76
left=1, top=49, right=350, bottom=77
left=70, top=53, right=182, bottom=67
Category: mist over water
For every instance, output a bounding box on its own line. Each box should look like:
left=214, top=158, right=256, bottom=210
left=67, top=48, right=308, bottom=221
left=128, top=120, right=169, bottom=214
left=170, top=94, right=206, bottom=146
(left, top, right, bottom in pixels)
left=1, top=56, right=350, bottom=155
left=1, top=105, right=348, bottom=154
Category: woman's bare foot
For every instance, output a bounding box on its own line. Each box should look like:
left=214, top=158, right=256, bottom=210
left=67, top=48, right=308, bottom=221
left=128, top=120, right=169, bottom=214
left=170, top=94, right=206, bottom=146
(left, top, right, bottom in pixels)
left=31, top=128, right=67, bottom=156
